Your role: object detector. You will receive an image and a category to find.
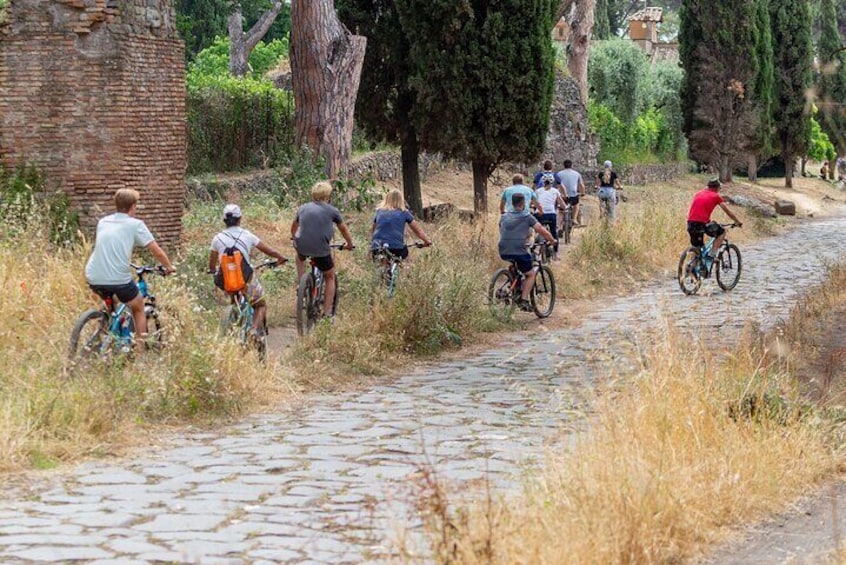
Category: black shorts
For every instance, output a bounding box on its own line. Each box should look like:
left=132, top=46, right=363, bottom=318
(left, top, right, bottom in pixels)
left=298, top=253, right=334, bottom=272
left=687, top=221, right=724, bottom=247
left=565, top=196, right=580, bottom=206
left=89, top=282, right=139, bottom=304
left=371, top=246, right=408, bottom=261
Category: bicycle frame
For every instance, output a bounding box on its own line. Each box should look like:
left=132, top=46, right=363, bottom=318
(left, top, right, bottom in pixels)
left=90, top=266, right=159, bottom=353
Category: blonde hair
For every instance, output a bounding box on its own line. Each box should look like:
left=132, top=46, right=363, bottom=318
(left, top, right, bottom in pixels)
left=311, top=181, right=333, bottom=202
left=114, top=188, right=140, bottom=213
left=602, top=167, right=612, bottom=186
left=377, top=189, right=405, bottom=211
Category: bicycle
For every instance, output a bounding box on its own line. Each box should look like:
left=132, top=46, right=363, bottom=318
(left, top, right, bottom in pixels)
left=372, top=241, right=427, bottom=297
left=530, top=238, right=553, bottom=266
left=677, top=223, right=742, bottom=295
left=68, top=265, right=166, bottom=365
left=297, top=243, right=349, bottom=336
left=219, top=259, right=280, bottom=360
left=559, top=201, right=575, bottom=245
left=488, top=243, right=556, bottom=320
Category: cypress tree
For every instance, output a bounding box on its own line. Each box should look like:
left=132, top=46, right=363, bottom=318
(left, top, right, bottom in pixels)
left=398, top=0, right=556, bottom=214
left=594, top=0, right=612, bottom=40
left=770, top=0, right=814, bottom=188
left=748, top=0, right=775, bottom=179
left=678, top=0, right=704, bottom=140
left=337, top=0, right=424, bottom=216
left=817, top=0, right=846, bottom=161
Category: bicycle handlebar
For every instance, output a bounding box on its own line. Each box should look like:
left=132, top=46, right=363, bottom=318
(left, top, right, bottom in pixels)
left=329, top=242, right=354, bottom=251
left=131, top=264, right=167, bottom=276
left=255, top=259, right=283, bottom=271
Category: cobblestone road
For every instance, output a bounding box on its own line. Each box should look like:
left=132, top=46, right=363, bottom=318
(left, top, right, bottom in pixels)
left=2, top=218, right=846, bottom=564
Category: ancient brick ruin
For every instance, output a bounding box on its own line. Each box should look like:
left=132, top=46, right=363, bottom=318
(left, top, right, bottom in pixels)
left=0, top=0, right=186, bottom=247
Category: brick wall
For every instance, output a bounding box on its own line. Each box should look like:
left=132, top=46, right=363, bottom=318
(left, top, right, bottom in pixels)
left=0, top=0, right=186, bottom=248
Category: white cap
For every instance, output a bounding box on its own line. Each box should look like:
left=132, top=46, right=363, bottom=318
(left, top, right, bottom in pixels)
left=604, top=160, right=612, bottom=168
left=223, top=204, right=242, bottom=219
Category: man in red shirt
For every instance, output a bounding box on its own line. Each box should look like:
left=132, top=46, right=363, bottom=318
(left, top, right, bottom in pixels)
left=686, top=179, right=743, bottom=259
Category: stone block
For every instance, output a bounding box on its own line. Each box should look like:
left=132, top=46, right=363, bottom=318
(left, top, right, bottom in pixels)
left=421, top=203, right=455, bottom=223
left=774, top=200, right=796, bottom=215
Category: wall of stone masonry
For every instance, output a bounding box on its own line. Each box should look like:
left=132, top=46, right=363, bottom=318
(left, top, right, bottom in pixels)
left=0, top=0, right=186, bottom=247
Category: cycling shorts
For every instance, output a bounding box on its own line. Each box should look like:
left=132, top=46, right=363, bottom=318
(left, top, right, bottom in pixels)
left=298, top=254, right=334, bottom=272
left=687, top=221, right=724, bottom=247
left=89, top=282, right=139, bottom=304
left=500, top=253, right=533, bottom=274
left=565, top=196, right=580, bottom=206
left=371, top=246, right=408, bottom=261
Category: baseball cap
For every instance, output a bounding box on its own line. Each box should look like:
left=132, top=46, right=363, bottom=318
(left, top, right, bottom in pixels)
left=604, top=160, right=612, bottom=168
left=223, top=203, right=242, bottom=219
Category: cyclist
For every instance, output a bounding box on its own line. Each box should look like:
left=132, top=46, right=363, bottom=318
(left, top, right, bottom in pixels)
left=595, top=160, right=623, bottom=223
left=533, top=160, right=562, bottom=191
left=499, top=193, right=556, bottom=312
left=557, top=159, right=586, bottom=229
left=534, top=178, right=565, bottom=259
left=290, top=181, right=355, bottom=318
left=500, top=173, right=544, bottom=216
left=687, top=179, right=742, bottom=267
left=85, top=188, right=175, bottom=351
left=370, top=189, right=432, bottom=260
left=209, top=204, right=288, bottom=333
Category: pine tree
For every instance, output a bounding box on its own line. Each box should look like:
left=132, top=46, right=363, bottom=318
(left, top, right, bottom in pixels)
left=817, top=0, right=846, bottom=162
left=398, top=0, right=556, bottom=214
left=770, top=0, right=813, bottom=188
left=337, top=0, right=424, bottom=216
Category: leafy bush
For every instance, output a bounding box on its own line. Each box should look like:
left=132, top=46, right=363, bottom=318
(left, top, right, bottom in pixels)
left=588, top=39, right=649, bottom=122
left=808, top=116, right=836, bottom=163
left=187, top=36, right=289, bottom=86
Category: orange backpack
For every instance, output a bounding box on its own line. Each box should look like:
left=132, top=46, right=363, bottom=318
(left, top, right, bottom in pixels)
left=214, top=233, right=253, bottom=293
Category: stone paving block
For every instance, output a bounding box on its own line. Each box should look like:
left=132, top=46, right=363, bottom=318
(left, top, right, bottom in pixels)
left=77, top=471, right=148, bottom=485
left=0, top=533, right=108, bottom=546
left=6, top=546, right=113, bottom=561
left=67, top=511, right=138, bottom=528
left=246, top=547, right=305, bottom=561
left=134, top=512, right=228, bottom=532
left=107, top=537, right=171, bottom=554
left=0, top=524, right=84, bottom=536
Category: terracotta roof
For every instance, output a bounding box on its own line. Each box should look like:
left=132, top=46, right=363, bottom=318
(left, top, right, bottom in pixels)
left=629, top=7, right=663, bottom=22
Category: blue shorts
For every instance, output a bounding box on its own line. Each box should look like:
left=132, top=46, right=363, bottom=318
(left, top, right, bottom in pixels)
left=500, top=253, right=533, bottom=273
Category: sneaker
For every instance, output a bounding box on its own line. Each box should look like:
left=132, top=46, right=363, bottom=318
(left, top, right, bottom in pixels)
left=517, top=299, right=533, bottom=312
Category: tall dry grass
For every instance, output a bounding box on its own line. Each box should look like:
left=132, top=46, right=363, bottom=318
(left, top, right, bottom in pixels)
left=406, top=322, right=835, bottom=564
left=0, top=217, right=296, bottom=472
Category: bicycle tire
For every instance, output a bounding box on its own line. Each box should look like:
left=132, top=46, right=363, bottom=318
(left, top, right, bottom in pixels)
left=68, top=308, right=110, bottom=361
left=296, top=273, right=316, bottom=336
left=715, top=243, right=742, bottom=291
left=255, top=317, right=268, bottom=362
left=563, top=208, right=573, bottom=245
left=387, top=262, right=400, bottom=297
left=145, top=304, right=179, bottom=350
left=488, top=268, right=516, bottom=321
left=531, top=266, right=556, bottom=318
left=678, top=247, right=702, bottom=295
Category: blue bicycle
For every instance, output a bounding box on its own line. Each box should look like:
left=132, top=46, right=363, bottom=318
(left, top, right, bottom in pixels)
left=220, top=259, right=279, bottom=360
left=68, top=265, right=166, bottom=365
left=678, top=223, right=742, bottom=295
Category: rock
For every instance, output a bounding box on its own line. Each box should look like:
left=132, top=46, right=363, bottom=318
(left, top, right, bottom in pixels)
left=421, top=203, right=455, bottom=223
left=457, top=209, right=478, bottom=223
left=774, top=200, right=796, bottom=216
left=724, top=195, right=777, bottom=218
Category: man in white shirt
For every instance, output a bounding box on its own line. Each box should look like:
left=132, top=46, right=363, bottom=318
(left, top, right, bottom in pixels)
left=209, top=204, right=287, bottom=333
left=85, top=189, right=175, bottom=350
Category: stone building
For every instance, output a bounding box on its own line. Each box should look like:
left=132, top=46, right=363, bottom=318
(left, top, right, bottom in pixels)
left=0, top=0, right=186, bottom=247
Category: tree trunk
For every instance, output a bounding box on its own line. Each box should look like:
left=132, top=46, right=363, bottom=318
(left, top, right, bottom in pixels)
left=290, top=0, right=366, bottom=178
left=747, top=154, right=758, bottom=182
left=564, top=0, right=595, bottom=104
left=719, top=154, right=732, bottom=183
left=229, top=1, right=283, bottom=78
left=829, top=157, right=836, bottom=180
left=471, top=162, right=490, bottom=215
left=400, top=129, right=423, bottom=218
left=800, top=156, right=808, bottom=177
left=785, top=153, right=794, bottom=188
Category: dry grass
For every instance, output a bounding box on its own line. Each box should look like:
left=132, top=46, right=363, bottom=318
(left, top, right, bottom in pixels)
left=405, top=323, right=835, bottom=564
left=0, top=223, right=297, bottom=472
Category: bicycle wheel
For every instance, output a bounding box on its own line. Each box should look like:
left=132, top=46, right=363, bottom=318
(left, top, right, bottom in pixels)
left=296, top=274, right=316, bottom=336
left=488, top=268, right=516, bottom=321
left=531, top=266, right=556, bottom=318
left=68, top=309, right=110, bottom=361
left=387, top=262, right=400, bottom=297
left=678, top=247, right=702, bottom=295
left=716, top=244, right=742, bottom=291
left=145, top=304, right=179, bottom=350
left=254, top=317, right=268, bottom=362
left=563, top=208, right=573, bottom=245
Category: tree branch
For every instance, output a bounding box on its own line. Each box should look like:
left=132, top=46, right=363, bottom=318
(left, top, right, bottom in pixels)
left=556, top=0, right=577, bottom=23
left=244, top=0, right=283, bottom=53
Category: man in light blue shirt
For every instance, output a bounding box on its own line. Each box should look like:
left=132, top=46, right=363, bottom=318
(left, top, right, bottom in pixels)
left=499, top=173, right=544, bottom=216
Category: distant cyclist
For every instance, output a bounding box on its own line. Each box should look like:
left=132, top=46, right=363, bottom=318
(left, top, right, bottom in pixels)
left=595, top=160, right=623, bottom=223
left=533, top=160, right=562, bottom=191
left=557, top=159, right=586, bottom=228
left=370, top=189, right=432, bottom=260
left=499, top=193, right=556, bottom=312
left=686, top=178, right=742, bottom=263
left=534, top=178, right=565, bottom=259
left=500, top=174, right=543, bottom=216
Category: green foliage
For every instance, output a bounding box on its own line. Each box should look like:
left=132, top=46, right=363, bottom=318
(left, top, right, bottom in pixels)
left=273, top=147, right=326, bottom=207
left=0, top=163, right=79, bottom=246
left=187, top=36, right=289, bottom=85
left=176, top=0, right=291, bottom=61
left=817, top=0, right=846, bottom=154
left=588, top=39, right=649, bottom=123
left=752, top=0, right=776, bottom=156
left=808, top=116, right=837, bottom=162
left=771, top=0, right=814, bottom=162
left=397, top=0, right=556, bottom=168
